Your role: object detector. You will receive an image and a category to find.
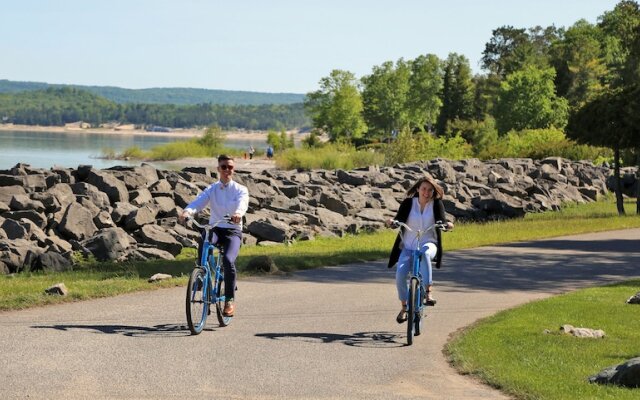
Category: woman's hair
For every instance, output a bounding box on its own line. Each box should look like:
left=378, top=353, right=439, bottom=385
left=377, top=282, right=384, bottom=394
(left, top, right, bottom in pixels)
left=406, top=175, right=444, bottom=199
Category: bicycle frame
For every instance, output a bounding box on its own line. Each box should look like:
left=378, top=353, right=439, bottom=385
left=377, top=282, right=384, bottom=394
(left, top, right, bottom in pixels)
left=192, top=218, right=230, bottom=309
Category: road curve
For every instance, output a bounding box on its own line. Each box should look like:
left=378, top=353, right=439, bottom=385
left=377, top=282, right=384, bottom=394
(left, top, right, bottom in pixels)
left=1, top=228, right=639, bottom=399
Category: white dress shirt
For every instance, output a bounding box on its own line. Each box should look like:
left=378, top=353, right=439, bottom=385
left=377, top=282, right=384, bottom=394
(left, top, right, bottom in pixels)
left=184, top=180, right=249, bottom=229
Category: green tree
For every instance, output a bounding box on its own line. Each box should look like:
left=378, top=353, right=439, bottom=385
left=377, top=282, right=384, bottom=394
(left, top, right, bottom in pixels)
left=494, top=66, right=569, bottom=134
left=304, top=69, right=366, bottom=142
left=436, top=53, right=476, bottom=135
left=598, top=0, right=640, bottom=86
left=566, top=85, right=640, bottom=215
left=361, top=59, right=411, bottom=137
left=550, top=19, right=608, bottom=107
left=481, top=25, right=560, bottom=78
left=197, top=124, right=226, bottom=149
left=406, top=54, right=443, bottom=132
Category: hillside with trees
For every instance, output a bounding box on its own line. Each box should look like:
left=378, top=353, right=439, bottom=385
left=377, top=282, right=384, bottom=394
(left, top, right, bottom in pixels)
left=0, top=87, right=308, bottom=130
left=0, top=79, right=305, bottom=105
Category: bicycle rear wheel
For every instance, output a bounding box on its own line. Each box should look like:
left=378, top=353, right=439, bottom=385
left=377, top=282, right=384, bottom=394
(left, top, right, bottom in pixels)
left=186, top=268, right=208, bottom=335
left=215, top=275, right=232, bottom=327
left=407, top=277, right=419, bottom=345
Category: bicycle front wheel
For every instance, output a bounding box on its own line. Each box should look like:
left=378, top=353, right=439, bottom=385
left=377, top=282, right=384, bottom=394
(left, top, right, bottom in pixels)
left=407, top=277, right=419, bottom=345
left=215, top=276, right=232, bottom=327
left=186, top=268, right=208, bottom=335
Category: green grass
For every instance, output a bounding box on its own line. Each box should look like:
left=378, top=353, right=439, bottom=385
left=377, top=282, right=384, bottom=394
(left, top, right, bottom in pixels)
left=446, top=280, right=640, bottom=399
left=1, top=197, right=639, bottom=311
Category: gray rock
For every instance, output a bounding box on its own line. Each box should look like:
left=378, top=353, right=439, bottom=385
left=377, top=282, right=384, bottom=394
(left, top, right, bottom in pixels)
left=0, top=185, right=27, bottom=204
left=59, top=202, right=98, bottom=241
left=135, top=224, right=183, bottom=256
left=45, top=282, right=68, bottom=296
left=560, top=324, right=605, bottom=338
left=244, top=255, right=278, bottom=273
left=1, top=218, right=28, bottom=240
left=148, top=272, right=173, bottom=282
left=70, top=182, right=111, bottom=209
left=130, top=188, right=153, bottom=207
left=247, top=219, right=293, bottom=243
left=2, top=210, right=47, bottom=229
left=589, top=357, right=640, bottom=388
left=81, top=227, right=134, bottom=261
left=124, top=205, right=158, bottom=230
left=9, top=195, right=45, bottom=213
left=627, top=292, right=640, bottom=304
left=86, top=170, right=129, bottom=204
left=34, top=252, right=72, bottom=272
left=111, top=202, right=138, bottom=225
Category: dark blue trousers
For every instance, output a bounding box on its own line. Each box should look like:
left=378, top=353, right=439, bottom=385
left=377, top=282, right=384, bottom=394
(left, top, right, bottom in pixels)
left=198, top=227, right=242, bottom=301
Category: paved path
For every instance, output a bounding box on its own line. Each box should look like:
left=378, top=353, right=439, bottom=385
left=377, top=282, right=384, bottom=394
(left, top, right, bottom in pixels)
left=1, top=229, right=639, bottom=399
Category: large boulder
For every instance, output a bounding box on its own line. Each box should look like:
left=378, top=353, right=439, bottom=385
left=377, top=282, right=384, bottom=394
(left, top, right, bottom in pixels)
left=247, top=219, right=294, bottom=243
left=0, top=185, right=27, bottom=204
left=58, top=202, right=98, bottom=241
left=589, top=357, right=640, bottom=388
left=135, top=224, right=183, bottom=256
left=81, top=227, right=134, bottom=261
left=86, top=171, right=129, bottom=204
left=9, top=195, right=45, bottom=213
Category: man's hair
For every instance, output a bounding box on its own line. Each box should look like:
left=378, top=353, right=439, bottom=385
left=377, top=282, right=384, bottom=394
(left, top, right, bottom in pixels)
left=218, top=154, right=234, bottom=163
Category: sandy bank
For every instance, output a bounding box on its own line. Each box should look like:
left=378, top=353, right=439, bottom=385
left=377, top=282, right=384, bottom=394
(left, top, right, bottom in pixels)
left=0, top=123, right=287, bottom=141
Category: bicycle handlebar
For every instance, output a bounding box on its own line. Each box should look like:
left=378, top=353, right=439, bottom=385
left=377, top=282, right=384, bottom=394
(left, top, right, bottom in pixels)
left=391, top=220, right=448, bottom=232
left=186, top=215, right=232, bottom=231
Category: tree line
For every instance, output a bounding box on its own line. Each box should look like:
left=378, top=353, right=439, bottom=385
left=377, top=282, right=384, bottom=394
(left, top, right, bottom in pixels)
left=0, top=79, right=305, bottom=105
left=304, top=0, right=640, bottom=214
left=0, top=87, right=309, bottom=130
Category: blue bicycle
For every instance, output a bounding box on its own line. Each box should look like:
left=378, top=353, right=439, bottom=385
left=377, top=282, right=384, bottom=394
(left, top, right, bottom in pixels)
left=185, top=217, right=233, bottom=335
left=392, top=220, right=446, bottom=345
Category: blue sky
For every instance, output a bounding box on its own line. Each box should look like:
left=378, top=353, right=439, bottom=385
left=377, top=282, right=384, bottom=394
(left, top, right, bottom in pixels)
left=2, top=0, right=621, bottom=94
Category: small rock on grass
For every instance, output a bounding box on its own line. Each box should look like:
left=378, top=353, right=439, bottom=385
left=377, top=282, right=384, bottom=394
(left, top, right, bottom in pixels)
left=148, top=273, right=173, bottom=283
left=45, top=283, right=68, bottom=296
left=626, top=291, right=640, bottom=304
left=560, top=324, right=605, bottom=338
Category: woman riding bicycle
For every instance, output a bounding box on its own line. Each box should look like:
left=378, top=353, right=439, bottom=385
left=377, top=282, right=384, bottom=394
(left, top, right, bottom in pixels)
left=179, top=154, right=249, bottom=318
left=386, top=175, right=453, bottom=323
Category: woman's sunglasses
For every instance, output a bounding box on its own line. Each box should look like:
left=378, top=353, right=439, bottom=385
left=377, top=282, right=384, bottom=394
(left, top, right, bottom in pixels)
left=219, top=164, right=234, bottom=171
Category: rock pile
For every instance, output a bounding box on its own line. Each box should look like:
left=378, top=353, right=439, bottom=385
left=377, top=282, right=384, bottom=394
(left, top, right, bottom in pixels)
left=0, top=157, right=614, bottom=273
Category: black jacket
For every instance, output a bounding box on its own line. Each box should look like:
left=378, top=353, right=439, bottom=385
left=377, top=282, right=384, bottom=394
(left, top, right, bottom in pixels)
left=387, top=197, right=447, bottom=269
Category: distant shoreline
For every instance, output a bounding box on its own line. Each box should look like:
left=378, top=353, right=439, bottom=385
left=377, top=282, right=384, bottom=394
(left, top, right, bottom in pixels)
left=0, top=123, right=277, bottom=141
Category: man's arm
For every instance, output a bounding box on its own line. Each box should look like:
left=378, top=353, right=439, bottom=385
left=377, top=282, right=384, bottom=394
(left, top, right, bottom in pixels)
left=231, top=185, right=249, bottom=223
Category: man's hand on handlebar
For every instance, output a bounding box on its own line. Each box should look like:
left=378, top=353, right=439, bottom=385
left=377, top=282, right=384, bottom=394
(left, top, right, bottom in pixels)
left=230, top=213, right=241, bottom=224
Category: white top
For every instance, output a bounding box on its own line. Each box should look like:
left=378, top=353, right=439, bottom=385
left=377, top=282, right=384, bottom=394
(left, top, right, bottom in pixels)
left=402, top=198, right=437, bottom=250
left=184, top=180, right=249, bottom=230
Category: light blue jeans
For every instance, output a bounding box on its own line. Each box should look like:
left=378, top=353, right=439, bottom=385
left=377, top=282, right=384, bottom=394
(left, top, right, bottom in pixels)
left=395, top=242, right=437, bottom=302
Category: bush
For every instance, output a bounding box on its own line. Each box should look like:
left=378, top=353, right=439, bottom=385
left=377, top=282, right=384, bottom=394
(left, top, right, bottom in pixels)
left=383, top=130, right=474, bottom=165
left=479, top=128, right=611, bottom=161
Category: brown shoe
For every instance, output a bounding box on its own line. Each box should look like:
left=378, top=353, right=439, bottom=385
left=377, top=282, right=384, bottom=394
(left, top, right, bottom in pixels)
left=223, top=301, right=235, bottom=317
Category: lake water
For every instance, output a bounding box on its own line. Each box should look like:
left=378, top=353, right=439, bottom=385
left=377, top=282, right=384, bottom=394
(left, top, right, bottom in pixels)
left=0, top=130, right=265, bottom=170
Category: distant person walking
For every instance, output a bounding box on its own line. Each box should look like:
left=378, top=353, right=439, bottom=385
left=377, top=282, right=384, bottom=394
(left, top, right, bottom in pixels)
left=266, top=145, right=274, bottom=159
left=248, top=145, right=255, bottom=160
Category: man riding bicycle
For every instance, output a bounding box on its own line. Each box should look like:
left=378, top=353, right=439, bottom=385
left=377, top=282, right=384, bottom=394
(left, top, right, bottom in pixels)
left=179, top=155, right=249, bottom=317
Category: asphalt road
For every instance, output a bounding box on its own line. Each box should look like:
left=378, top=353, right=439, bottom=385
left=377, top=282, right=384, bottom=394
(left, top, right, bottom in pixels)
left=1, top=229, right=639, bottom=399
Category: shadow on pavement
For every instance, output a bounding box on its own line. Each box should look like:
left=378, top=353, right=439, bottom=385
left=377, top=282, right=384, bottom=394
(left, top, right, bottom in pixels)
left=255, top=331, right=405, bottom=348
left=31, top=323, right=203, bottom=337
left=285, top=238, right=640, bottom=293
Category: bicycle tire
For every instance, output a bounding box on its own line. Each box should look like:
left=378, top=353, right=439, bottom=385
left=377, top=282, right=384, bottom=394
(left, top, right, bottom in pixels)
left=415, top=284, right=423, bottom=336
left=407, top=277, right=419, bottom=345
left=215, top=273, right=232, bottom=327
left=186, top=268, right=208, bottom=335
